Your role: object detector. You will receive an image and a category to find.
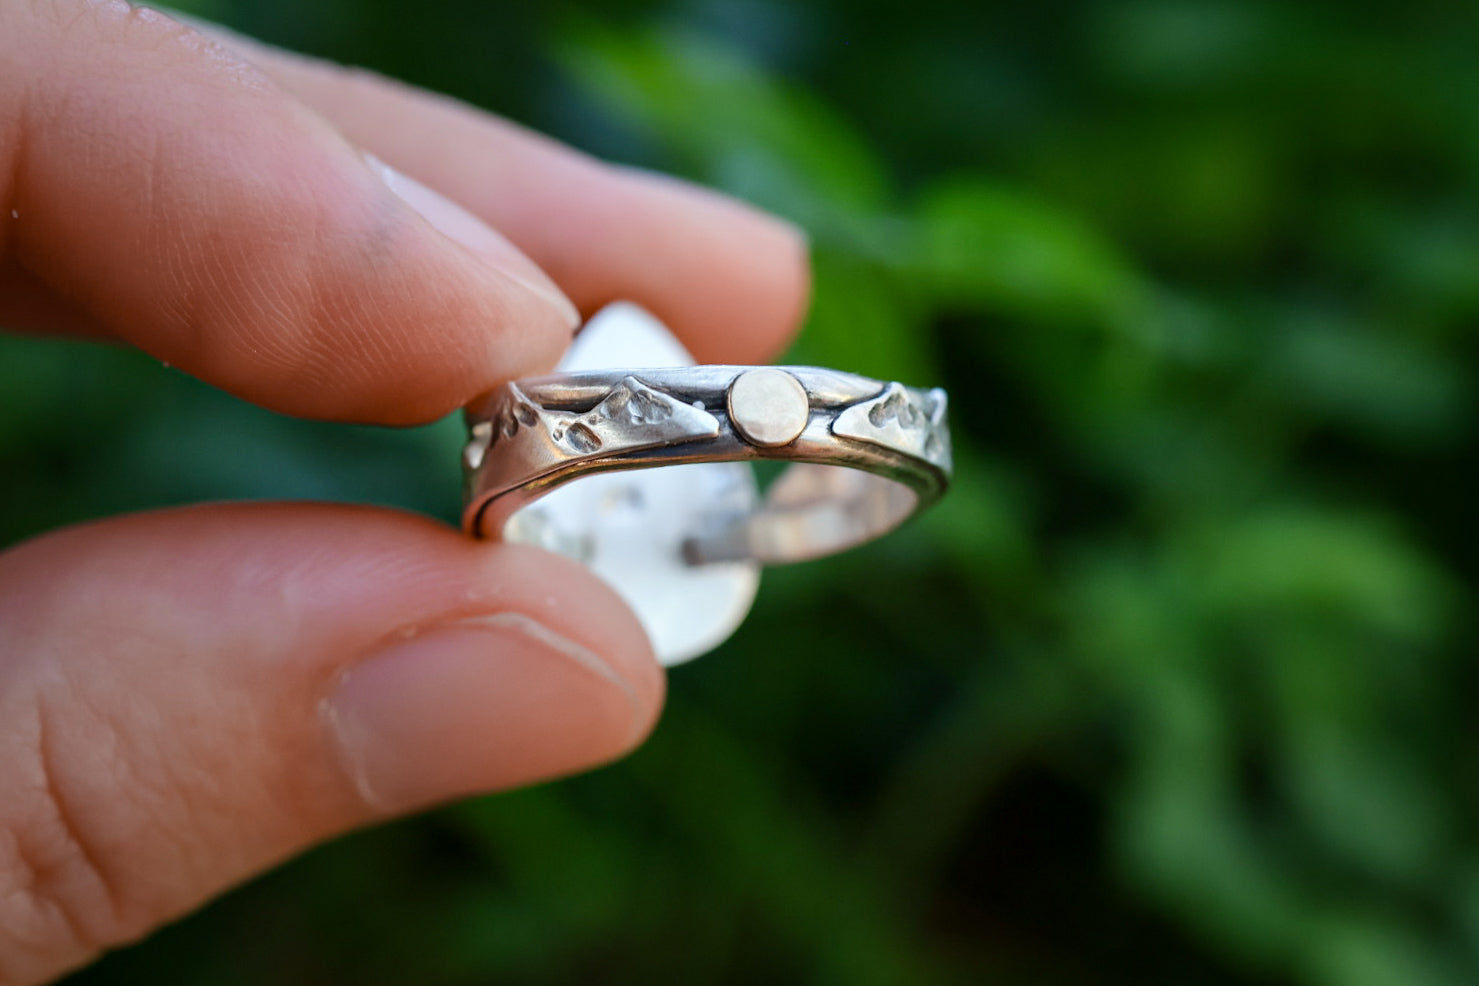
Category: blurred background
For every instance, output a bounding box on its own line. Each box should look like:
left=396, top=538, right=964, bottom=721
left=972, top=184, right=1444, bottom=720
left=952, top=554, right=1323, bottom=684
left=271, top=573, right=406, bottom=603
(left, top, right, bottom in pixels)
left=7, top=0, right=1478, bottom=982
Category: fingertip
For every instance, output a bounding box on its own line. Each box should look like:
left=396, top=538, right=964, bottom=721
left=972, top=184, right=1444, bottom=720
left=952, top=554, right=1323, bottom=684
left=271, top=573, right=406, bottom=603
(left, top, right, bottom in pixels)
left=167, top=30, right=815, bottom=366
left=463, top=543, right=666, bottom=733
left=567, top=165, right=814, bottom=365
left=328, top=609, right=660, bottom=814
left=4, top=3, right=579, bottom=423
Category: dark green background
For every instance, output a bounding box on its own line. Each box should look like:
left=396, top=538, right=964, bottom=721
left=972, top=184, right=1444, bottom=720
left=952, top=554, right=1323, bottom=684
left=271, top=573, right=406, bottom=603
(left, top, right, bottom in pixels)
left=6, top=0, right=1478, bottom=982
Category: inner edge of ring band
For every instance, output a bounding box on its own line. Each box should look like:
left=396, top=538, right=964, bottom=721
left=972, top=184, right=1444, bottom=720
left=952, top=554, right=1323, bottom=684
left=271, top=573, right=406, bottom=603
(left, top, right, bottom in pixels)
left=466, top=437, right=946, bottom=562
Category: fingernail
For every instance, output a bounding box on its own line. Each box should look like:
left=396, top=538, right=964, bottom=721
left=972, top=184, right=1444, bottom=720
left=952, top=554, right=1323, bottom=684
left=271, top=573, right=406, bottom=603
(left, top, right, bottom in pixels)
left=367, top=154, right=580, bottom=329
left=328, top=613, right=644, bottom=813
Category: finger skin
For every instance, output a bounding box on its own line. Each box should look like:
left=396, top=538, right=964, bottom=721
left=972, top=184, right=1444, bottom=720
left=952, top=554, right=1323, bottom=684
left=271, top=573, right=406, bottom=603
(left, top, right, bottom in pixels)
left=192, top=24, right=812, bottom=364
left=0, top=8, right=805, bottom=985
left=0, top=504, right=662, bottom=984
left=0, top=0, right=576, bottom=424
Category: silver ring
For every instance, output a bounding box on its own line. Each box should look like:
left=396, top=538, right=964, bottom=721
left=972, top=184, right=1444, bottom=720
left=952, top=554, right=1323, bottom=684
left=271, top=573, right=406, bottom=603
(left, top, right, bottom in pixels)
left=462, top=365, right=952, bottom=566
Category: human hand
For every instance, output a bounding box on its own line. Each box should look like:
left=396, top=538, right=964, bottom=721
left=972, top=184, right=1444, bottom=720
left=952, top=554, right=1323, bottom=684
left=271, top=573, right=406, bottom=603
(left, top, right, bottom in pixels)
left=0, top=3, right=808, bottom=982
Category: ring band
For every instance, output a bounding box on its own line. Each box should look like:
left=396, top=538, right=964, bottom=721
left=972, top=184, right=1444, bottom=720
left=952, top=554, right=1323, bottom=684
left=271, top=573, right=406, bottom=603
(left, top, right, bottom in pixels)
left=462, top=365, right=951, bottom=566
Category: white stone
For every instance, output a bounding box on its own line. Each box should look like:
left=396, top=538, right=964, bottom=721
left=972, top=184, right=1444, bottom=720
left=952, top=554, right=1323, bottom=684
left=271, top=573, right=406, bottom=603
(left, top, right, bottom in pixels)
left=502, top=303, right=760, bottom=665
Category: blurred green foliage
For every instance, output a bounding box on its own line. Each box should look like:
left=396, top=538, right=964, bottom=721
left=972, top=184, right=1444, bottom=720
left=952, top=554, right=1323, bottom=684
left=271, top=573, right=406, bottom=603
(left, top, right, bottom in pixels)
left=7, top=0, right=1478, bottom=983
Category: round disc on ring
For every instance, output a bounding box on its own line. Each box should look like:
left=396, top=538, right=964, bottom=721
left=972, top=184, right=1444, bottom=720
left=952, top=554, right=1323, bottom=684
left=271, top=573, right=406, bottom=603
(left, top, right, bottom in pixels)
left=727, top=368, right=810, bottom=447
left=500, top=303, right=761, bottom=665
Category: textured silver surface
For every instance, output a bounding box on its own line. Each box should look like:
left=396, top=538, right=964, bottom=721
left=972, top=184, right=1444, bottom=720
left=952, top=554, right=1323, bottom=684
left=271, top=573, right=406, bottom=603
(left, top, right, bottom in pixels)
left=465, top=364, right=951, bottom=567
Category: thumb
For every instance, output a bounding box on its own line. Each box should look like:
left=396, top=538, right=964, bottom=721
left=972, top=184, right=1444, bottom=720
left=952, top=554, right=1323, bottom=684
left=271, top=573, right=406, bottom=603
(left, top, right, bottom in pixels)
left=0, top=1, right=577, bottom=423
left=0, top=505, right=662, bottom=984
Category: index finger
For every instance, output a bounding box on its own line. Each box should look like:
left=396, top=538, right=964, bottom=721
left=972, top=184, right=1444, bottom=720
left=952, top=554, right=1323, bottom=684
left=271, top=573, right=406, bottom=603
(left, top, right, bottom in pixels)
left=1, top=1, right=588, bottom=424
left=196, top=23, right=812, bottom=366
left=2, top=4, right=808, bottom=427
